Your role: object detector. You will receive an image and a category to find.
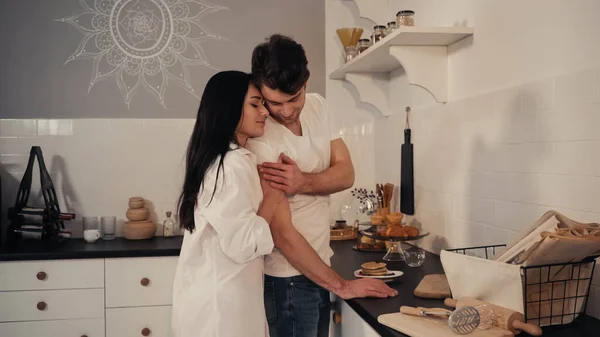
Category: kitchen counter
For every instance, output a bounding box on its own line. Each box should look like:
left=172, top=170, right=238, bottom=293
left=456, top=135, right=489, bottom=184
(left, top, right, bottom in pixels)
left=329, top=240, right=600, bottom=337
left=1, top=237, right=599, bottom=336
left=0, top=236, right=183, bottom=261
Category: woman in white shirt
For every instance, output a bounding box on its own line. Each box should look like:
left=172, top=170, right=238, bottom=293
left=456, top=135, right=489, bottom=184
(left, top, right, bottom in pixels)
left=172, top=71, right=288, bottom=337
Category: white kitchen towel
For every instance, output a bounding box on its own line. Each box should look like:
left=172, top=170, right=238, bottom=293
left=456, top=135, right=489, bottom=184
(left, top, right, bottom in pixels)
left=440, top=249, right=524, bottom=313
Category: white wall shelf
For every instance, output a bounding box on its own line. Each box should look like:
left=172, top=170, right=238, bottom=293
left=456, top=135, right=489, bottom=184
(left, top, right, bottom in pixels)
left=329, top=26, right=474, bottom=116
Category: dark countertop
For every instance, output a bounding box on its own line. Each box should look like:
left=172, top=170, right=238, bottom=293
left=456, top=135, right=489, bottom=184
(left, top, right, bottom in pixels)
left=0, top=236, right=183, bottom=261
left=329, top=240, right=600, bottom=337
left=1, top=237, right=598, bottom=336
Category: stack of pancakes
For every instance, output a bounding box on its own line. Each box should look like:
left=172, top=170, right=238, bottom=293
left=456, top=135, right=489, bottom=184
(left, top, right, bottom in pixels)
left=360, top=262, right=389, bottom=276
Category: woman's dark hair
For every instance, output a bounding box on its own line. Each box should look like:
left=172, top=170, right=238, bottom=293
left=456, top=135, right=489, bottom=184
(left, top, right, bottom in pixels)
left=177, top=70, right=252, bottom=232
left=251, top=34, right=310, bottom=95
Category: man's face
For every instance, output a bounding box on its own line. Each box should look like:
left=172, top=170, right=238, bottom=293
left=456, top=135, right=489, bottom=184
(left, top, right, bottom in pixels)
left=260, top=84, right=306, bottom=126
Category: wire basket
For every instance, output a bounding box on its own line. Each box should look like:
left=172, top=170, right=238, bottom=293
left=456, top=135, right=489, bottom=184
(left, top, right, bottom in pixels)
left=446, top=244, right=598, bottom=328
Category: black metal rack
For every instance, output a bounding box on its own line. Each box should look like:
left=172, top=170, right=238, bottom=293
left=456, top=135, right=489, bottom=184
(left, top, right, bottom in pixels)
left=6, top=146, right=74, bottom=247
left=446, top=244, right=597, bottom=328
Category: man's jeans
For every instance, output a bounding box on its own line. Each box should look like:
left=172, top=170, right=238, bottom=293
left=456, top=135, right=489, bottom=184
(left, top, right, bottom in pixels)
left=264, top=274, right=330, bottom=337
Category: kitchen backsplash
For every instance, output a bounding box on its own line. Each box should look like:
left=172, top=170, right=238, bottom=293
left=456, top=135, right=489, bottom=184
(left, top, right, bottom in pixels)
left=0, top=117, right=369, bottom=240
left=0, top=119, right=192, bottom=238
left=373, top=66, right=600, bottom=319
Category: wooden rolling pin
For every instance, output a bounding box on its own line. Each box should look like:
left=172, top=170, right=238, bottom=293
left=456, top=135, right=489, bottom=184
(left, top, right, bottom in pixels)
left=444, top=298, right=542, bottom=336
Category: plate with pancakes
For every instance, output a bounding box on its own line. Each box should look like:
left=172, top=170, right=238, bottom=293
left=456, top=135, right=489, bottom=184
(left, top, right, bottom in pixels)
left=354, top=261, right=403, bottom=280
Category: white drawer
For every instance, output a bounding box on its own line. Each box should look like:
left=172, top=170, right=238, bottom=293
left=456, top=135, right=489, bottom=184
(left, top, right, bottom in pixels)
left=0, top=318, right=104, bottom=337
left=105, top=256, right=177, bottom=307
left=0, top=289, right=104, bottom=322
left=0, top=259, right=104, bottom=291
left=106, top=306, right=172, bottom=337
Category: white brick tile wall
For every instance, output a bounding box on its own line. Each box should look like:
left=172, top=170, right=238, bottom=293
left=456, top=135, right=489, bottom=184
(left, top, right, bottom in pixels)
left=453, top=196, right=495, bottom=225
left=494, top=201, right=545, bottom=232
left=588, top=285, right=600, bottom=319
left=376, top=66, right=600, bottom=319
left=521, top=78, right=553, bottom=113
left=482, top=224, right=511, bottom=246
left=499, top=111, right=540, bottom=144
left=0, top=118, right=193, bottom=237
left=593, top=260, right=600, bottom=287
left=538, top=105, right=600, bottom=142
left=554, top=70, right=594, bottom=110
left=594, top=69, right=600, bottom=103
left=543, top=141, right=598, bottom=176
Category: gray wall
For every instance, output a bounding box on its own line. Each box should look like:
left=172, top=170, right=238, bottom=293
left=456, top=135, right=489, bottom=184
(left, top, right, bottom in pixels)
left=0, top=0, right=325, bottom=118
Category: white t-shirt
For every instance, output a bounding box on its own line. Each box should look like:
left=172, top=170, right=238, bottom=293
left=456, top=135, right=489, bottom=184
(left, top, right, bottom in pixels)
left=246, top=93, right=339, bottom=278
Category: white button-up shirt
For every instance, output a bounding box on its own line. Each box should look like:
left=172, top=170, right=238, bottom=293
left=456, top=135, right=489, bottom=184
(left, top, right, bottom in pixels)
left=246, top=93, right=338, bottom=278
left=172, top=144, right=274, bottom=337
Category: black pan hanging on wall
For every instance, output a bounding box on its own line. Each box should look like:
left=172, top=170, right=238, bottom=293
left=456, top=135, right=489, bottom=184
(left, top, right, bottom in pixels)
left=400, top=106, right=414, bottom=215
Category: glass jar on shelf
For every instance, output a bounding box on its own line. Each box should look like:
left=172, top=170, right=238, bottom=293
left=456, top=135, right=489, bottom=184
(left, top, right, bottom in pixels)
left=372, top=25, right=387, bottom=43
left=357, top=39, right=371, bottom=54
left=396, top=10, right=415, bottom=27
left=386, top=21, right=397, bottom=35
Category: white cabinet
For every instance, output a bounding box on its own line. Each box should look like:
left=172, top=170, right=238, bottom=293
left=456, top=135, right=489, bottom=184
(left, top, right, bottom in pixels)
left=330, top=295, right=381, bottom=337
left=0, top=289, right=104, bottom=322
left=105, top=256, right=177, bottom=308
left=0, top=256, right=178, bottom=337
left=105, top=256, right=177, bottom=337
left=0, top=318, right=104, bottom=337
left=106, top=306, right=172, bottom=337
left=0, top=259, right=104, bottom=291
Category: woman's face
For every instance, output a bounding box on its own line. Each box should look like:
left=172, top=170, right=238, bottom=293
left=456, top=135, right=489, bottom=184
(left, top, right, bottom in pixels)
left=236, top=84, right=268, bottom=144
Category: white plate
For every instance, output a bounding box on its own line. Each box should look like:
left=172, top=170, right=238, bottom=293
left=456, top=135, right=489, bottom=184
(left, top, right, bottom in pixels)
left=354, top=269, right=404, bottom=280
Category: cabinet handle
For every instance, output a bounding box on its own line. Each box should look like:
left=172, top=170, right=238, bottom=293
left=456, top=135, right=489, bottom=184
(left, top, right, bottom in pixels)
left=141, top=327, right=151, bottom=336
left=333, top=312, right=342, bottom=324
left=140, top=277, right=150, bottom=287
left=36, top=271, right=47, bottom=281
left=37, top=301, right=47, bottom=311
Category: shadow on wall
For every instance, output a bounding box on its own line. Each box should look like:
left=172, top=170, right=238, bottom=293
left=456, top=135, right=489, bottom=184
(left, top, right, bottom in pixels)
left=0, top=164, right=19, bottom=247
left=465, top=88, right=549, bottom=248
left=48, top=155, right=84, bottom=237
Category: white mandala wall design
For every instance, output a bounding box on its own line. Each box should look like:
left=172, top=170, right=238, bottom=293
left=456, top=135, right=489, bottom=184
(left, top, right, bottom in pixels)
left=57, top=0, right=227, bottom=108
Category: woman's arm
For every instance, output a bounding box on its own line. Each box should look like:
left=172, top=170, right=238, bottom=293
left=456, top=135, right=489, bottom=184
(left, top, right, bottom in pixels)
left=201, top=154, right=281, bottom=264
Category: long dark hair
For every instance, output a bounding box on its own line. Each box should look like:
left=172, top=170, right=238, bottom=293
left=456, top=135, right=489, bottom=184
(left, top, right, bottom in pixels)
left=177, top=71, right=252, bottom=232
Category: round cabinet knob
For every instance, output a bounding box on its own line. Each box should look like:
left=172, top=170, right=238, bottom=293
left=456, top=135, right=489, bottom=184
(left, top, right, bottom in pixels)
left=333, top=312, right=342, bottom=324
left=37, top=301, right=47, bottom=311
left=36, top=271, right=47, bottom=281
left=140, top=278, right=150, bottom=287
left=141, top=327, right=151, bottom=336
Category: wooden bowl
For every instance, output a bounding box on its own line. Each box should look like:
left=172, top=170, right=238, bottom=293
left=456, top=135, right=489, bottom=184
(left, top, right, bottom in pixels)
left=126, top=207, right=149, bottom=221
left=123, top=220, right=156, bottom=240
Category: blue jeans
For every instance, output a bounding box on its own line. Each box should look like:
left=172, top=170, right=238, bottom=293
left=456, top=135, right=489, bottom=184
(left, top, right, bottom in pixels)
left=264, top=274, right=330, bottom=337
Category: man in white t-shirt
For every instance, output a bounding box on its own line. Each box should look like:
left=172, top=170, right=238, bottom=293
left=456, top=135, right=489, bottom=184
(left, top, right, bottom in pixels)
left=247, top=34, right=397, bottom=337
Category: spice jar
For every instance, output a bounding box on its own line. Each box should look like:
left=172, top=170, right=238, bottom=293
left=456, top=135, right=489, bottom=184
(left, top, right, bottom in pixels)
left=396, top=10, right=415, bottom=27
left=357, top=39, right=371, bottom=53
left=386, top=21, right=397, bottom=35
left=372, top=25, right=386, bottom=43
left=163, top=211, right=175, bottom=237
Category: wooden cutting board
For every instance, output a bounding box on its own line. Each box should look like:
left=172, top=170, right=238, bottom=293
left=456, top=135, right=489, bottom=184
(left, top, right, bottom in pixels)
left=378, top=313, right=514, bottom=337
left=414, top=274, right=451, bottom=298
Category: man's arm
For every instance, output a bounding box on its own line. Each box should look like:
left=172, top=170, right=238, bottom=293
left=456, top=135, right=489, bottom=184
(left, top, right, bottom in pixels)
left=259, top=138, right=355, bottom=196
left=268, top=201, right=398, bottom=299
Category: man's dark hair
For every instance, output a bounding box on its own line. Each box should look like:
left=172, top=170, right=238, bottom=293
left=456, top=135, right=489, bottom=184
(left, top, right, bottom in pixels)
left=251, top=34, right=310, bottom=95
